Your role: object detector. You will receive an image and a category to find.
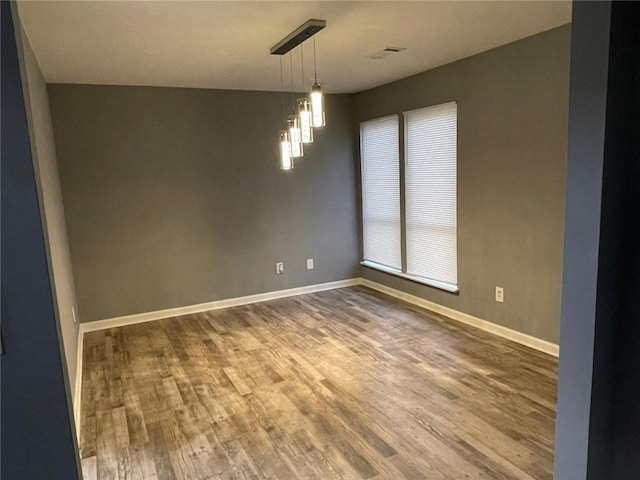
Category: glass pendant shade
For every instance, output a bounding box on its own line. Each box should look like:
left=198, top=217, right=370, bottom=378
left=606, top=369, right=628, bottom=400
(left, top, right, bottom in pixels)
left=297, top=99, right=314, bottom=143
left=280, top=131, right=293, bottom=170
left=310, top=82, right=325, bottom=128
left=287, top=116, right=304, bottom=158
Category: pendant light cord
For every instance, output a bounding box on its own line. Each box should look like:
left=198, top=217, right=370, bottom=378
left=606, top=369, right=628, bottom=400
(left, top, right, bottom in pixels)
left=289, top=52, right=295, bottom=112
left=300, top=46, right=305, bottom=90
left=279, top=56, right=285, bottom=125
left=313, top=36, right=318, bottom=82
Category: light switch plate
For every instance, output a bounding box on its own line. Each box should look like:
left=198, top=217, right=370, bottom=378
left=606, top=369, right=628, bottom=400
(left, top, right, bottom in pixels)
left=307, top=258, right=314, bottom=270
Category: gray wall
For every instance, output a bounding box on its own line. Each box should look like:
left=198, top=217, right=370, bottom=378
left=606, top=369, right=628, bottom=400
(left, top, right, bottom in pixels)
left=16, top=17, right=80, bottom=401
left=353, top=25, right=570, bottom=344
left=48, top=85, right=359, bottom=322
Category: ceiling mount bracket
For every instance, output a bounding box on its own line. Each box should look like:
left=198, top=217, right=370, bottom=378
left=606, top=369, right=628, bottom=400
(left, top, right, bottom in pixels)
left=270, top=19, right=326, bottom=56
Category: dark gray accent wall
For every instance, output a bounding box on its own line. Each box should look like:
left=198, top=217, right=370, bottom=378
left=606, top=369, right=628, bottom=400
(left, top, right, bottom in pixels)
left=47, top=85, right=359, bottom=322
left=353, top=26, right=571, bottom=344
left=554, top=3, right=610, bottom=478
left=1, top=3, right=80, bottom=478
left=609, top=2, right=640, bottom=476
left=555, top=1, right=640, bottom=479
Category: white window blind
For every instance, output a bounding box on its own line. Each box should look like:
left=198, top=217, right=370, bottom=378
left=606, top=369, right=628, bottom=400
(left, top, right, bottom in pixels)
left=404, top=102, right=457, bottom=286
left=360, top=115, right=401, bottom=270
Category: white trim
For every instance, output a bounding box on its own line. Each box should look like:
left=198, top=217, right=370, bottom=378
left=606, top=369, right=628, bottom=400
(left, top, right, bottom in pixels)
left=360, top=278, right=559, bottom=357
left=80, top=279, right=361, bottom=333
left=361, top=260, right=459, bottom=293
left=72, top=275, right=558, bottom=431
left=73, top=326, right=83, bottom=438
left=72, top=278, right=359, bottom=430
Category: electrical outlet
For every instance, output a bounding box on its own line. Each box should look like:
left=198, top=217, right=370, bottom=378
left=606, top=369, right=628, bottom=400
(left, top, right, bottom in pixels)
left=276, top=262, right=284, bottom=274
left=72, top=306, right=77, bottom=323
left=307, top=258, right=314, bottom=270
left=495, top=286, right=504, bottom=303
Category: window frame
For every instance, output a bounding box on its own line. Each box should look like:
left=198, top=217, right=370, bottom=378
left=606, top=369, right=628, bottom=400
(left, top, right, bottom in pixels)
left=359, top=114, right=402, bottom=271
left=359, top=102, right=459, bottom=294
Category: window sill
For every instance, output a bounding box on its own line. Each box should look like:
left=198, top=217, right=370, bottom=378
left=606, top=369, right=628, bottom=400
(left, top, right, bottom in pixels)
left=360, top=260, right=460, bottom=294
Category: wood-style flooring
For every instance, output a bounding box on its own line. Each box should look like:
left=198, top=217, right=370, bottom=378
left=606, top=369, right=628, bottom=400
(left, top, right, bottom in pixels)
left=79, top=286, right=557, bottom=480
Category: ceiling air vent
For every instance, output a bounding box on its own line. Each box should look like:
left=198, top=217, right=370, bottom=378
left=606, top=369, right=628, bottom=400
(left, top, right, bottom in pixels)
left=366, top=46, right=407, bottom=60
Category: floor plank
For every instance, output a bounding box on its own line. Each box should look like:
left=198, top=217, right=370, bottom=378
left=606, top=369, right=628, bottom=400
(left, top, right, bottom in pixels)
left=81, top=286, right=557, bottom=479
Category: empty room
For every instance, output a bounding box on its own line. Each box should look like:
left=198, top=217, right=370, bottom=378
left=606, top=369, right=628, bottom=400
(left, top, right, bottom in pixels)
left=3, top=1, right=639, bottom=479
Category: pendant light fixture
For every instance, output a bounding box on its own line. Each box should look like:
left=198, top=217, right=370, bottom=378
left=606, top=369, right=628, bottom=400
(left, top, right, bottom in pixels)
left=270, top=19, right=327, bottom=170
left=298, top=98, right=314, bottom=143
left=280, top=131, right=293, bottom=170
left=288, top=115, right=303, bottom=157
left=310, top=36, right=325, bottom=128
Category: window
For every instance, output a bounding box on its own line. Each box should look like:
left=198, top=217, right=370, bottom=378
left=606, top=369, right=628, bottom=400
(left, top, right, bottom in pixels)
left=405, top=102, right=457, bottom=287
left=360, top=102, right=458, bottom=292
left=360, top=115, right=401, bottom=270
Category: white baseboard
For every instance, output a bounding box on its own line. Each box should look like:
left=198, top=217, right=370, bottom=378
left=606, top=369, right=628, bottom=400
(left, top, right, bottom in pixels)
left=81, top=278, right=360, bottom=333
left=72, top=275, right=558, bottom=430
left=72, top=278, right=359, bottom=427
left=360, top=278, right=559, bottom=357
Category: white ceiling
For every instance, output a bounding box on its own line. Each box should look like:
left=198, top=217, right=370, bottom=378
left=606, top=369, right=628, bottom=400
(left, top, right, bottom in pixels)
left=17, top=1, right=571, bottom=94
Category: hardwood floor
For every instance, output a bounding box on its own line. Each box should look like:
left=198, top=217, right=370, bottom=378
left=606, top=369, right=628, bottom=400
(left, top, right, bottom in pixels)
left=79, top=286, right=557, bottom=480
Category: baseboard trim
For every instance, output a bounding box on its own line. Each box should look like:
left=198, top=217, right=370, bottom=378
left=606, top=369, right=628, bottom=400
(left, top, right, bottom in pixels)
left=72, top=275, right=558, bottom=430
left=80, top=278, right=361, bottom=333
left=360, top=278, right=559, bottom=357
left=72, top=278, right=359, bottom=427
